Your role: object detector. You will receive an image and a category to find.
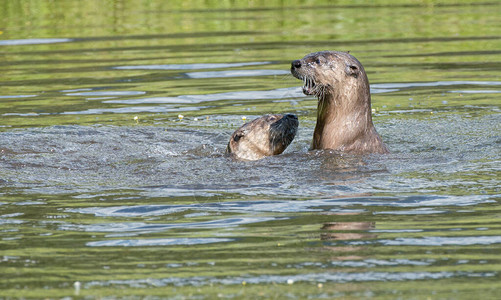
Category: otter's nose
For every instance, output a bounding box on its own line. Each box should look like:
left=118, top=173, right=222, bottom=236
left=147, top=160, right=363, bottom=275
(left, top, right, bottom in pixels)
left=292, top=60, right=301, bottom=69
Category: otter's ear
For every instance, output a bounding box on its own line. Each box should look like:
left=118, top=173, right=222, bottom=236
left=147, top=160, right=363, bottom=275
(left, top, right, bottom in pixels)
left=345, top=64, right=359, bottom=78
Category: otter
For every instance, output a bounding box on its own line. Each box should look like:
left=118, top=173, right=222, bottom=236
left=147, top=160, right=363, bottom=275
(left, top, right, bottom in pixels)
left=227, top=114, right=298, bottom=161
left=291, top=51, right=389, bottom=154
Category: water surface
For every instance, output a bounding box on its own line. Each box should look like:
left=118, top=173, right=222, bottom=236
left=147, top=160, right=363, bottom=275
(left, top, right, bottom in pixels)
left=1, top=0, right=500, bottom=298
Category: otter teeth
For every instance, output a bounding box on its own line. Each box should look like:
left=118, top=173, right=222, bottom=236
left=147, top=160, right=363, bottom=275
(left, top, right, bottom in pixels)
left=302, top=78, right=316, bottom=95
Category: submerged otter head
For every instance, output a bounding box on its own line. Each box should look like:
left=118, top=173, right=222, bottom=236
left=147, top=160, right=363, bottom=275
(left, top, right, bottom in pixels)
left=290, top=51, right=369, bottom=102
left=227, top=114, right=299, bottom=161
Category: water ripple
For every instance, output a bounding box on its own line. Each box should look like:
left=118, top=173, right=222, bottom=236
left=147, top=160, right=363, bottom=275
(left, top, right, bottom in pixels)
left=60, top=106, right=202, bottom=115
left=377, top=236, right=501, bottom=246
left=103, top=87, right=302, bottom=104
left=113, top=62, right=271, bottom=70
left=449, top=90, right=501, bottom=94
left=372, top=80, right=501, bottom=90
left=329, top=258, right=433, bottom=268
left=65, top=91, right=146, bottom=97
left=87, top=237, right=233, bottom=247
left=0, top=94, right=37, bottom=99
left=60, top=217, right=282, bottom=233
left=186, top=69, right=289, bottom=79
left=85, top=270, right=494, bottom=288
left=68, top=195, right=496, bottom=217
left=0, top=38, right=73, bottom=46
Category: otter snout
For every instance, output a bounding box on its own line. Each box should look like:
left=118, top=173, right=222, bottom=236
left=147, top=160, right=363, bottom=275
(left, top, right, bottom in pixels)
left=276, top=114, right=299, bottom=131
left=291, top=60, right=302, bottom=69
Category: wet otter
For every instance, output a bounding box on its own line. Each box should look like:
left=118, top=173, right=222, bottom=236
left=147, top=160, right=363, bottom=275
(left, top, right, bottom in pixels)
left=291, top=51, right=389, bottom=154
left=227, top=114, right=298, bottom=161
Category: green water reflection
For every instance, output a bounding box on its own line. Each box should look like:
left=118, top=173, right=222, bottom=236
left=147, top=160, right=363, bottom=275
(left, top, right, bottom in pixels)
left=1, top=0, right=500, bottom=299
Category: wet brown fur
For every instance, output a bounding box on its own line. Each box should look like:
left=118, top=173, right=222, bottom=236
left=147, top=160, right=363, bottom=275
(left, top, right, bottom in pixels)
left=227, top=114, right=298, bottom=161
left=291, top=51, right=389, bottom=154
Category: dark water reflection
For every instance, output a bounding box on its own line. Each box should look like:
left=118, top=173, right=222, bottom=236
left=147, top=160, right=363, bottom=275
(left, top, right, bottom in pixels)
left=1, top=0, right=501, bottom=298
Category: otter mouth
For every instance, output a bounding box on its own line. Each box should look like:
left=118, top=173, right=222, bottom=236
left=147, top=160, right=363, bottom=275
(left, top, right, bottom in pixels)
left=291, top=60, right=318, bottom=96
left=302, top=78, right=316, bottom=96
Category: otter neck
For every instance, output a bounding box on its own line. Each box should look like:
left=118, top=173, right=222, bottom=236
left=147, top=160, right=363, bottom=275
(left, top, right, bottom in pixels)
left=312, top=85, right=373, bottom=150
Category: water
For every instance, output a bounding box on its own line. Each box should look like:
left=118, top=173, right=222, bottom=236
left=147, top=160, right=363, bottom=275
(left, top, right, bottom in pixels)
left=1, top=1, right=500, bottom=298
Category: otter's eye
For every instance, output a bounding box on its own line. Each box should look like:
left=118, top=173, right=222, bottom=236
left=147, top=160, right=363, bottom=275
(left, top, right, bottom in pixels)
left=315, top=58, right=321, bottom=64
left=234, top=134, right=243, bottom=142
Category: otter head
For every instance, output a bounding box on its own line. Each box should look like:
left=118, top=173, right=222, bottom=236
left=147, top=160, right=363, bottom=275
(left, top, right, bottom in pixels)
left=227, top=114, right=299, bottom=161
left=290, top=51, right=389, bottom=154
left=290, top=51, right=368, bottom=102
